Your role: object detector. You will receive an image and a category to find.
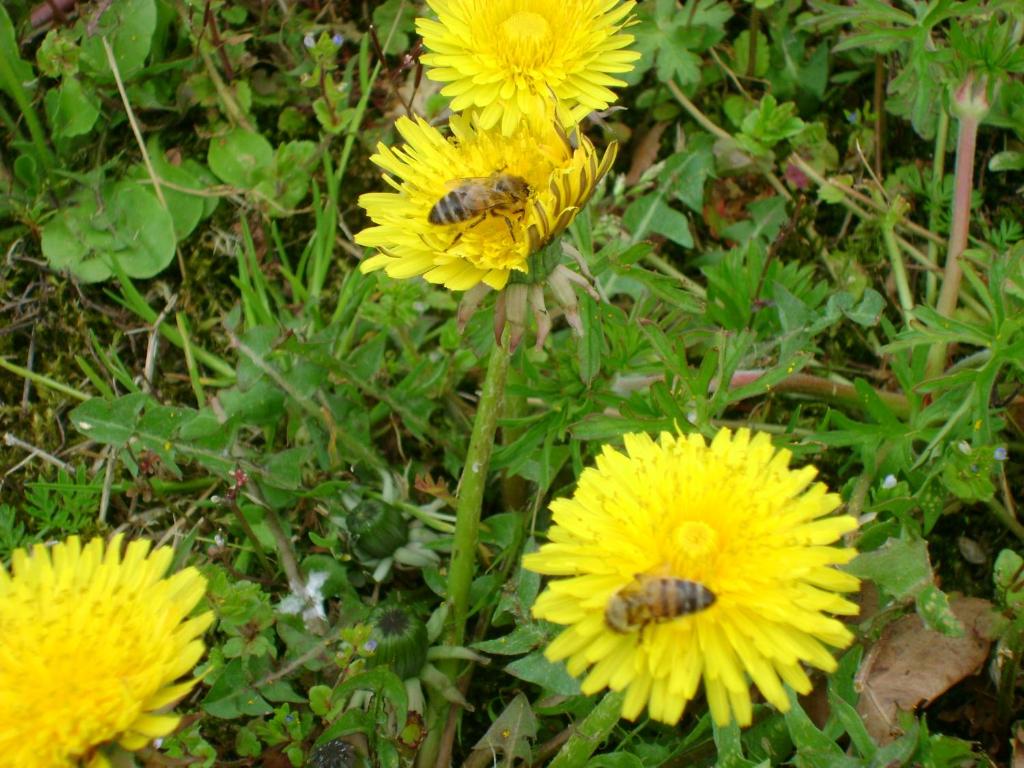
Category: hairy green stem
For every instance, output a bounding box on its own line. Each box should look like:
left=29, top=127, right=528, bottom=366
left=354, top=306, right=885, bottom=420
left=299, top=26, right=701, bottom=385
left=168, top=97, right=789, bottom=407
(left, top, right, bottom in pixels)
left=447, top=340, right=510, bottom=644
left=926, top=107, right=980, bottom=379
left=500, top=369, right=529, bottom=512
left=419, top=339, right=510, bottom=768
left=547, top=690, right=625, bottom=768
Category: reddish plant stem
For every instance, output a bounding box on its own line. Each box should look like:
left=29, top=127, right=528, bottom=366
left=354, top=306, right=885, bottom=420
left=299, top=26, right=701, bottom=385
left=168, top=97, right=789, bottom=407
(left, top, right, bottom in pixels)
left=926, top=101, right=981, bottom=379
left=727, top=370, right=911, bottom=419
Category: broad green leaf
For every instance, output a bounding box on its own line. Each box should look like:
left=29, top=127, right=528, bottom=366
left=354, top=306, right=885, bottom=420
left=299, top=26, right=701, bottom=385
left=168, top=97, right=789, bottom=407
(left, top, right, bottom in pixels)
left=505, top=652, right=581, bottom=696
left=70, top=393, right=150, bottom=444
left=208, top=129, right=275, bottom=188
left=44, top=77, right=99, bottom=139
left=472, top=693, right=537, bottom=766
left=80, top=0, right=157, bottom=80
left=40, top=181, right=176, bottom=282
left=624, top=195, right=693, bottom=247
left=845, top=537, right=933, bottom=601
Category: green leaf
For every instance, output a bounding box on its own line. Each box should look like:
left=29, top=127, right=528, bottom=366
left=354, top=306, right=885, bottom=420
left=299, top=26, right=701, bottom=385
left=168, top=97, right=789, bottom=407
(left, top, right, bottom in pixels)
left=665, top=138, right=715, bottom=212
left=586, top=755, right=645, bottom=768
left=70, top=393, right=150, bottom=444
left=915, top=584, right=964, bottom=636
left=0, top=8, right=34, bottom=101
left=472, top=693, right=537, bottom=767
left=473, top=623, right=547, bottom=655
left=372, top=0, right=417, bottom=55
left=40, top=181, right=177, bottom=282
left=738, top=94, right=806, bottom=156
left=732, top=31, right=769, bottom=77
left=845, top=537, right=933, bottom=601
left=784, top=693, right=860, bottom=767
left=994, top=549, right=1024, bottom=609
left=202, top=659, right=274, bottom=719
left=989, top=150, right=1024, bottom=172
left=80, top=0, right=157, bottom=80
left=657, top=28, right=702, bottom=84
left=309, top=685, right=332, bottom=716
left=505, top=652, right=581, bottom=696
left=826, top=689, right=876, bottom=760
left=333, top=667, right=409, bottom=723
left=257, top=140, right=318, bottom=214
left=44, top=77, right=99, bottom=139
left=624, top=195, right=693, bottom=247
left=208, top=129, right=275, bottom=188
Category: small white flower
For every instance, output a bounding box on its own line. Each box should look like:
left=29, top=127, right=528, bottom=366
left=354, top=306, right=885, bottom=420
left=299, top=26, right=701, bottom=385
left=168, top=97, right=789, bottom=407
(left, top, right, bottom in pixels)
left=277, top=571, right=330, bottom=627
left=881, top=474, right=897, bottom=490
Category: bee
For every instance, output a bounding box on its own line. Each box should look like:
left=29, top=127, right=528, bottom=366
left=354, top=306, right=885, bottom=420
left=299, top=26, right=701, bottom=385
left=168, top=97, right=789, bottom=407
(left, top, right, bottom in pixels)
left=604, top=576, right=715, bottom=633
left=428, top=173, right=531, bottom=227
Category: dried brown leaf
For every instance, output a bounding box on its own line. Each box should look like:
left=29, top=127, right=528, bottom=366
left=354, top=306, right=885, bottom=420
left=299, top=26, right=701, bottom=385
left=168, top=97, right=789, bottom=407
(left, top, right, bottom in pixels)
left=625, top=121, right=669, bottom=186
left=855, top=596, right=995, bottom=743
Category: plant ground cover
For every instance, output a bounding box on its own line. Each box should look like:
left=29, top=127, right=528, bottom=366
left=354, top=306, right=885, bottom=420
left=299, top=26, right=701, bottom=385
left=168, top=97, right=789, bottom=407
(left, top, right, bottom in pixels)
left=2, top=0, right=1024, bottom=766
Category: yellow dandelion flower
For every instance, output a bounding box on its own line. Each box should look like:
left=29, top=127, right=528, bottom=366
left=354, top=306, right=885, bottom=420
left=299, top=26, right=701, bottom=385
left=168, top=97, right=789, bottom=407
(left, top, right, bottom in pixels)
left=0, top=535, right=213, bottom=767
left=355, top=114, right=616, bottom=292
left=418, top=0, right=641, bottom=135
left=523, top=428, right=860, bottom=727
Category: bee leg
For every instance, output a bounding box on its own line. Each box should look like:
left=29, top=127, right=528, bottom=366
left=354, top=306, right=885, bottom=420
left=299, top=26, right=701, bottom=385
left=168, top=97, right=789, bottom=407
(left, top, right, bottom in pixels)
left=502, top=215, right=517, bottom=242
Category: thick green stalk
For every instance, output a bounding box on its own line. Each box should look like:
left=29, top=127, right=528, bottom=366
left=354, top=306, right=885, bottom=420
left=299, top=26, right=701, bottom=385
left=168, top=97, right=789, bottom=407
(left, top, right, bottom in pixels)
left=447, top=339, right=511, bottom=644
left=418, top=339, right=510, bottom=768
left=500, top=368, right=528, bottom=512
left=547, top=691, right=625, bottom=768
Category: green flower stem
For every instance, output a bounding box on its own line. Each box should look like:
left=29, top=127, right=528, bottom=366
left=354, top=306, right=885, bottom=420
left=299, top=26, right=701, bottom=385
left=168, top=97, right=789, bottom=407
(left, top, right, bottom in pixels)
left=926, top=105, right=981, bottom=380
left=547, top=690, right=625, bottom=768
left=447, top=338, right=511, bottom=646
left=419, top=339, right=510, bottom=768
left=500, top=368, right=529, bottom=512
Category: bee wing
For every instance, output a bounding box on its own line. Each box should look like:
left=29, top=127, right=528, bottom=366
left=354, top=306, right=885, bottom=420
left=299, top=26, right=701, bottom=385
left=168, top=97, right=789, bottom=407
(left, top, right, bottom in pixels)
left=443, top=176, right=493, bottom=191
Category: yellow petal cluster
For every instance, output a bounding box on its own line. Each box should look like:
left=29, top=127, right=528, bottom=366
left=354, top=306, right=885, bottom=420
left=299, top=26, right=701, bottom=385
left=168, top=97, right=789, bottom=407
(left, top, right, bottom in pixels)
left=419, top=0, right=641, bottom=134
left=523, top=429, right=860, bottom=726
left=356, top=114, right=616, bottom=291
left=0, top=535, right=212, bottom=767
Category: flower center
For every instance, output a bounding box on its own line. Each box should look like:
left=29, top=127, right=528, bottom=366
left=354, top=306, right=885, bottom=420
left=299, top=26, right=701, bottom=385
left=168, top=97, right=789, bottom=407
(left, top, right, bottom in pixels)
left=498, top=12, right=552, bottom=68
left=673, top=521, right=719, bottom=569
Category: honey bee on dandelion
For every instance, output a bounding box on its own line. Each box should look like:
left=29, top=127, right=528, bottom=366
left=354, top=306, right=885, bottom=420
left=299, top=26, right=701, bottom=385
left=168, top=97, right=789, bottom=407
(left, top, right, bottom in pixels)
left=428, top=172, right=531, bottom=228
left=355, top=114, right=616, bottom=291
left=604, top=575, right=716, bottom=634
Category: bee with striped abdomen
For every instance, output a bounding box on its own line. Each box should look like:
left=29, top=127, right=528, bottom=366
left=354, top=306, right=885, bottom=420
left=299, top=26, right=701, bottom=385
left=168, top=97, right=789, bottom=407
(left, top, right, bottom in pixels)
left=428, top=172, right=531, bottom=227
left=604, top=576, right=716, bottom=633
